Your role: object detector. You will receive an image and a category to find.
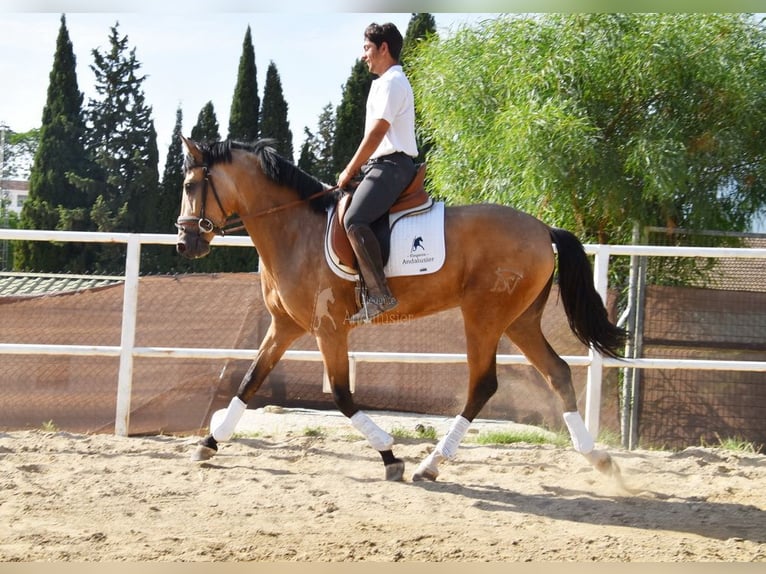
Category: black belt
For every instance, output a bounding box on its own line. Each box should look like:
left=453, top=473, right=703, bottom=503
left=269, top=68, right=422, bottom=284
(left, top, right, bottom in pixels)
left=367, top=152, right=413, bottom=164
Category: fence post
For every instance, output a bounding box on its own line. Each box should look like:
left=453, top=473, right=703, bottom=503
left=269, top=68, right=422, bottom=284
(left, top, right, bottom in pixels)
left=584, top=245, right=610, bottom=438
left=114, top=234, right=141, bottom=436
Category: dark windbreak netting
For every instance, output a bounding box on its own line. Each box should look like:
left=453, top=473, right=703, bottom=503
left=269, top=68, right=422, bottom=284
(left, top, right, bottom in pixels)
left=0, top=274, right=597, bottom=436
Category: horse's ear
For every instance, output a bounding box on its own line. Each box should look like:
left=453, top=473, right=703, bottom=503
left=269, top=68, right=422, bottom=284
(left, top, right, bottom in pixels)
left=180, top=135, right=204, bottom=167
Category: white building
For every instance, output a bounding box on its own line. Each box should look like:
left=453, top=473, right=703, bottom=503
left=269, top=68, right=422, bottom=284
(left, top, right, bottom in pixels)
left=1, top=179, right=28, bottom=215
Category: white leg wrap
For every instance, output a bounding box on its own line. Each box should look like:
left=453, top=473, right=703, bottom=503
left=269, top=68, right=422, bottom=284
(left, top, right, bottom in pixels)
left=212, top=397, right=247, bottom=442
left=435, top=415, right=471, bottom=460
left=350, top=411, right=394, bottom=451
left=416, top=450, right=444, bottom=477
left=414, top=416, right=471, bottom=479
left=563, top=411, right=595, bottom=454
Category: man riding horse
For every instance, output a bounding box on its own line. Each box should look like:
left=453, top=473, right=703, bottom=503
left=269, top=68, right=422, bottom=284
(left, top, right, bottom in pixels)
left=337, top=22, right=418, bottom=324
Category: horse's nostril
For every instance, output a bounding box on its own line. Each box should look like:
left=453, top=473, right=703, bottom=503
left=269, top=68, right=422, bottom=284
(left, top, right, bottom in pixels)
left=176, top=243, right=186, bottom=254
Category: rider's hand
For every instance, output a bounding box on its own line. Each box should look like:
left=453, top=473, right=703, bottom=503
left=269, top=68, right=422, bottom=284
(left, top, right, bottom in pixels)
left=338, top=167, right=355, bottom=190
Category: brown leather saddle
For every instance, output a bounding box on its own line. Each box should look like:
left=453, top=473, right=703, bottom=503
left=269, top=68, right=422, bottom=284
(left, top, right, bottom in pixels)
left=331, top=163, right=431, bottom=270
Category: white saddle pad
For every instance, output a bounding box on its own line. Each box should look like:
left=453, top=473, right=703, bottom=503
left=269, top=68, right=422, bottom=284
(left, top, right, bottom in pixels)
left=325, top=201, right=446, bottom=281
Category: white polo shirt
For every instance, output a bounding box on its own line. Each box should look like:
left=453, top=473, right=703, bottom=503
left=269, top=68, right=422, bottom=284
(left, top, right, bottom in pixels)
left=366, top=65, right=418, bottom=159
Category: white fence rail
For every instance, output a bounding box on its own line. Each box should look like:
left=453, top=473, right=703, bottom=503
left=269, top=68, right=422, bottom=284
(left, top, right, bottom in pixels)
left=2, top=228, right=766, bottom=438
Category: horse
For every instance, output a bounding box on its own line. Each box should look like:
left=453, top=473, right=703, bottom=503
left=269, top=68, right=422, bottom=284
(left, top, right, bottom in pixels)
left=175, top=136, right=627, bottom=483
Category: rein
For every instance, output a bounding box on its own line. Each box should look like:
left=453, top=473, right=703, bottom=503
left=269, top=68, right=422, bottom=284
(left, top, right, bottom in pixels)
left=176, top=166, right=340, bottom=236
left=251, top=185, right=341, bottom=219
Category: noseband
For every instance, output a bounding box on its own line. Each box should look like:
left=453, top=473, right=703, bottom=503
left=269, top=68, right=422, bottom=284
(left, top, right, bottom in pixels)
left=175, top=166, right=244, bottom=236
left=176, top=165, right=340, bottom=236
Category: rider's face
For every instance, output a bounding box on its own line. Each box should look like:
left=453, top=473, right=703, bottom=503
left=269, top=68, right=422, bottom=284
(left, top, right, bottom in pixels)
left=362, top=40, right=387, bottom=76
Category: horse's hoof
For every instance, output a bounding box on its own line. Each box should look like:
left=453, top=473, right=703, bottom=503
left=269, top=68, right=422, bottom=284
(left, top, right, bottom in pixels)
left=583, top=449, right=618, bottom=476
left=412, top=468, right=438, bottom=482
left=191, top=445, right=217, bottom=462
left=583, top=449, right=638, bottom=493
left=385, top=459, right=405, bottom=481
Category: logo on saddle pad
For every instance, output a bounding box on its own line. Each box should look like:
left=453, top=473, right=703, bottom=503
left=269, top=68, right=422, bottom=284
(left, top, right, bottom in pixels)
left=325, top=201, right=446, bottom=281
left=402, top=235, right=436, bottom=268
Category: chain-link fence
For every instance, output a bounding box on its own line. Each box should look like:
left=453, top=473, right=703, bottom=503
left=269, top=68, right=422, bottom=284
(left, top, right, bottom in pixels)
left=623, top=229, right=766, bottom=450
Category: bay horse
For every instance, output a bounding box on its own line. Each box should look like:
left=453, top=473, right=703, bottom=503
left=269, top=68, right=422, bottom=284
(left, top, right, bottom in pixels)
left=175, top=137, right=627, bottom=483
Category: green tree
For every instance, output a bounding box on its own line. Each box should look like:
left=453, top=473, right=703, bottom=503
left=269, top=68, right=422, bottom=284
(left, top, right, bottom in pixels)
left=191, top=101, right=220, bottom=144
left=402, top=13, right=437, bottom=165
left=0, top=125, right=25, bottom=270
left=1, top=128, right=39, bottom=180
left=402, top=12, right=436, bottom=70
left=297, top=127, right=319, bottom=175
left=0, top=207, right=18, bottom=271
left=260, top=61, right=294, bottom=161
left=213, top=44, right=261, bottom=272
left=332, top=59, right=371, bottom=178
left=187, top=100, right=255, bottom=272
left=410, top=14, right=766, bottom=245
left=82, top=22, right=160, bottom=273
left=15, top=14, right=91, bottom=272
left=228, top=25, right=260, bottom=143
left=87, top=23, right=159, bottom=230
left=144, top=106, right=186, bottom=272
left=310, top=103, right=337, bottom=183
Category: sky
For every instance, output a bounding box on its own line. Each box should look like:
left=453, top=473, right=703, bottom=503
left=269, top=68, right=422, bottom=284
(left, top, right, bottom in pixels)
left=0, top=9, right=499, bottom=169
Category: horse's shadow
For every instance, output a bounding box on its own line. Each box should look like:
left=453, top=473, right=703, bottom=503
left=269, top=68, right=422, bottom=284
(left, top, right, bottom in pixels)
left=193, top=437, right=766, bottom=543
left=201, top=437, right=376, bottom=475
left=413, top=479, right=766, bottom=544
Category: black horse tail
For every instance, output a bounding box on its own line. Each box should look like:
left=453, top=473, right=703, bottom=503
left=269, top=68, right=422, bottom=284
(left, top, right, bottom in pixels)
left=549, top=227, right=627, bottom=359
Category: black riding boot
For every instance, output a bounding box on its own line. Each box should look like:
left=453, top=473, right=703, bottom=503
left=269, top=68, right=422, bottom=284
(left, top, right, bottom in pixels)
left=347, top=224, right=398, bottom=324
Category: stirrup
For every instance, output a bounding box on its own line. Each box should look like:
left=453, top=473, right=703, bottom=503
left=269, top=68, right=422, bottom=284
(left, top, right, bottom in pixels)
left=347, top=295, right=398, bottom=325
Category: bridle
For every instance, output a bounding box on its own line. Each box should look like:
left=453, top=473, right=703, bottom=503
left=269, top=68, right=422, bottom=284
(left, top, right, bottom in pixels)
left=175, top=166, right=243, bottom=236
left=175, top=165, right=340, bottom=237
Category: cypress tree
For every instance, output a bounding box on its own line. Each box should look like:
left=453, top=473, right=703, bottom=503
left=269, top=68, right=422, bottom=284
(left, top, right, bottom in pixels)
left=213, top=94, right=260, bottom=271
left=157, top=107, right=185, bottom=234
left=221, top=26, right=261, bottom=272
left=145, top=106, right=186, bottom=272
left=228, top=26, right=260, bottom=143
left=187, top=100, right=244, bottom=272
left=332, top=59, right=372, bottom=178
left=190, top=101, right=221, bottom=144
left=297, top=127, right=319, bottom=175
left=260, top=61, right=294, bottom=161
left=313, top=104, right=337, bottom=183
left=402, top=13, right=437, bottom=70
left=16, top=14, right=91, bottom=272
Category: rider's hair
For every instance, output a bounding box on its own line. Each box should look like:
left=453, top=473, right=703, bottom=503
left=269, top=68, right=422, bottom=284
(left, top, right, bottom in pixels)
left=364, top=22, right=404, bottom=62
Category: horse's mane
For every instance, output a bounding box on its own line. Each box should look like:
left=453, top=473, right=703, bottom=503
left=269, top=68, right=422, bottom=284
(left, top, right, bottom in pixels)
left=185, top=139, right=339, bottom=214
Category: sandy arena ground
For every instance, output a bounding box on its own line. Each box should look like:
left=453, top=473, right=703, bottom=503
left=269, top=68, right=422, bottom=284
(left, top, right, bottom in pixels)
left=1, top=407, right=764, bottom=562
